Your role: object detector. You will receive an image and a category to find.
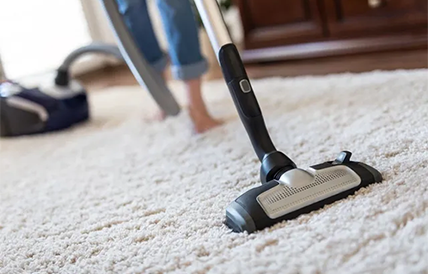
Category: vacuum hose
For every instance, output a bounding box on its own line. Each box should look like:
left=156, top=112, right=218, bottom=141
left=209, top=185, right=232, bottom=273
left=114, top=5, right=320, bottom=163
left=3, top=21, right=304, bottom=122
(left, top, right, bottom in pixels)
left=54, top=43, right=124, bottom=86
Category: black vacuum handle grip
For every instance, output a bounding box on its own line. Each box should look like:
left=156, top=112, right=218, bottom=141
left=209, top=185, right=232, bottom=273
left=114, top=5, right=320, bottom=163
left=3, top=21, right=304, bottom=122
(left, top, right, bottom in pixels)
left=219, top=44, right=261, bottom=117
left=193, top=0, right=277, bottom=162
left=219, top=44, right=276, bottom=161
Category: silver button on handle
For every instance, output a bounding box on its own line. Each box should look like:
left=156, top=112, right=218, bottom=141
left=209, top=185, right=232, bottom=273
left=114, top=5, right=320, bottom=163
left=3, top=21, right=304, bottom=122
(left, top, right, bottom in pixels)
left=239, top=79, right=252, bottom=93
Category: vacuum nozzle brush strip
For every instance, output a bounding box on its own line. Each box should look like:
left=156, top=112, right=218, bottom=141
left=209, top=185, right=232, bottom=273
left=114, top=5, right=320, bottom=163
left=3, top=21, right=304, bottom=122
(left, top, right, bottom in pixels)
left=194, top=0, right=383, bottom=233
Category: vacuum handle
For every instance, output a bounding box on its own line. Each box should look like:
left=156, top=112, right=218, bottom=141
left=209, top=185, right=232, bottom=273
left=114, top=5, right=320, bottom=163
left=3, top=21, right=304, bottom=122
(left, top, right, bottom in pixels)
left=194, top=0, right=276, bottom=160
left=220, top=44, right=276, bottom=160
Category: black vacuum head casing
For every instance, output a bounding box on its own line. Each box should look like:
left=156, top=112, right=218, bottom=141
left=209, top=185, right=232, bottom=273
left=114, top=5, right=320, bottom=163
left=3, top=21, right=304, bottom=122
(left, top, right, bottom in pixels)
left=225, top=151, right=382, bottom=233
left=260, top=151, right=296, bottom=184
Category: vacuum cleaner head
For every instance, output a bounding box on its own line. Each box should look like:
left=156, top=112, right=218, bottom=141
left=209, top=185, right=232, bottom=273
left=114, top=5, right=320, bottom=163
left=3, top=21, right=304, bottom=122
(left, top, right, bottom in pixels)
left=0, top=78, right=89, bottom=137
left=226, top=151, right=382, bottom=233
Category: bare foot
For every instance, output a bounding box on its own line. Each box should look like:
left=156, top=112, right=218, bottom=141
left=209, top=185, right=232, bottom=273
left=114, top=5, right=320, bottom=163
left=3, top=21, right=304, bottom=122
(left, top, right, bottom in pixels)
left=153, top=110, right=167, bottom=121
left=189, top=107, right=222, bottom=133
left=143, top=110, right=166, bottom=122
left=185, top=78, right=222, bottom=133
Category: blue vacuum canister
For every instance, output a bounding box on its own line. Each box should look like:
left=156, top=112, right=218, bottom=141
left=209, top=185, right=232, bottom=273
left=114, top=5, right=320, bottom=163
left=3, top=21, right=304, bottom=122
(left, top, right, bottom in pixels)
left=0, top=77, right=88, bottom=137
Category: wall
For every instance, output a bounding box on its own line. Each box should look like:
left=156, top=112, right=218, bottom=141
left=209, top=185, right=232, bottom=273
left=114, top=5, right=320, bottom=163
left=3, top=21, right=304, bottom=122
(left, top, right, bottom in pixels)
left=0, top=0, right=92, bottom=79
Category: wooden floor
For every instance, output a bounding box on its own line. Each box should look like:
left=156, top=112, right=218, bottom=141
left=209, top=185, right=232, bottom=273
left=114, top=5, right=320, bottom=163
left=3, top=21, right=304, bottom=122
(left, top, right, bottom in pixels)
left=77, top=49, right=427, bottom=91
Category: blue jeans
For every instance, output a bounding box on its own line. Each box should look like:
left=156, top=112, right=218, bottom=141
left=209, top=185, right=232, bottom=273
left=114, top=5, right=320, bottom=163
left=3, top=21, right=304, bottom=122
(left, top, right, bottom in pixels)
left=116, top=0, right=208, bottom=80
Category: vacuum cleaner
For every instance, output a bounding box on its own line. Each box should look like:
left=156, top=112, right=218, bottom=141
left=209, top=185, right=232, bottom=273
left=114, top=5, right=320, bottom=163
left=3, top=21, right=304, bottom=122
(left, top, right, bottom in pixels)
left=1, top=8, right=181, bottom=137
left=0, top=73, right=89, bottom=137
left=193, top=0, right=383, bottom=233
left=0, top=44, right=121, bottom=137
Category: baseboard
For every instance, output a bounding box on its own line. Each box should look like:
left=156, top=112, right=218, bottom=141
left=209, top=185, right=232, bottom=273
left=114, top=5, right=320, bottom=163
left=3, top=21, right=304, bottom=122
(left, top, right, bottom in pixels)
left=242, top=32, right=428, bottom=63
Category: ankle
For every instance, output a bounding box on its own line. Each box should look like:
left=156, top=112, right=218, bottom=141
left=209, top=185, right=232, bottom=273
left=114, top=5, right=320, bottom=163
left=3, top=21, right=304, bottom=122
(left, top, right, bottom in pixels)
left=188, top=104, right=209, bottom=118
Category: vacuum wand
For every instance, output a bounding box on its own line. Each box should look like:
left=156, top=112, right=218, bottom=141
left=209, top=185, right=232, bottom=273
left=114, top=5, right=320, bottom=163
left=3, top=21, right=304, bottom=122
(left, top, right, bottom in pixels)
left=194, top=0, right=279, bottom=161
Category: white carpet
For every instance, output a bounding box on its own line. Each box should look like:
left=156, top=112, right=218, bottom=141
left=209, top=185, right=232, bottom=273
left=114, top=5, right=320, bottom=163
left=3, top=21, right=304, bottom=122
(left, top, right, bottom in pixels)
left=1, top=69, right=427, bottom=274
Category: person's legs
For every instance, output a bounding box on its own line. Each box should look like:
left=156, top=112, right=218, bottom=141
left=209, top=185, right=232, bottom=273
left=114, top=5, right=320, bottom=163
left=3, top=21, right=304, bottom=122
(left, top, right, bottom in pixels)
left=117, top=0, right=169, bottom=120
left=156, top=0, right=221, bottom=133
left=116, top=0, right=168, bottom=74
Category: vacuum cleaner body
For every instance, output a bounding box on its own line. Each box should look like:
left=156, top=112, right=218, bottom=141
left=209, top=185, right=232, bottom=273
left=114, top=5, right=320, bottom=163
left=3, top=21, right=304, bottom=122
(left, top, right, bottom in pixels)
left=0, top=79, right=88, bottom=137
left=193, top=0, right=383, bottom=233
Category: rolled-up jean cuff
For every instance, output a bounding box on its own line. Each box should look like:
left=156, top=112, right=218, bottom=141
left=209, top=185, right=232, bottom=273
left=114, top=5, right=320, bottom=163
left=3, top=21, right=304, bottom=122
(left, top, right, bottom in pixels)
left=151, top=53, right=168, bottom=73
left=171, top=59, right=209, bottom=80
